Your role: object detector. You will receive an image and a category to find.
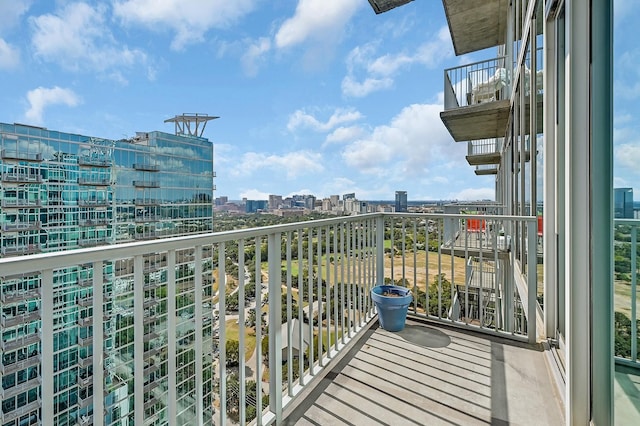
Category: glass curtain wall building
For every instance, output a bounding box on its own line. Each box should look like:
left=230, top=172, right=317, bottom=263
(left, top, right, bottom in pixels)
left=0, top=122, right=214, bottom=425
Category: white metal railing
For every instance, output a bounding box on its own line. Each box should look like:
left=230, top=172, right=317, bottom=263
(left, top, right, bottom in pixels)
left=444, top=56, right=509, bottom=110
left=0, top=212, right=537, bottom=425
left=467, top=138, right=503, bottom=157
left=614, top=219, right=640, bottom=366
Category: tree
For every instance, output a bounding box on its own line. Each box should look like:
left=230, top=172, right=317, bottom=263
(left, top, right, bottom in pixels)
left=428, top=273, right=453, bottom=317
left=226, top=340, right=240, bottom=366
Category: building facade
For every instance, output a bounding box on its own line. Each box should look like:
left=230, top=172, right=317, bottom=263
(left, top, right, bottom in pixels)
left=0, top=122, right=214, bottom=425
left=614, top=188, right=634, bottom=219
left=394, top=191, right=407, bottom=213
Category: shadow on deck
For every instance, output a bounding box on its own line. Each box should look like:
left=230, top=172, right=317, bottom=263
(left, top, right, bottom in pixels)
left=285, top=319, right=564, bottom=425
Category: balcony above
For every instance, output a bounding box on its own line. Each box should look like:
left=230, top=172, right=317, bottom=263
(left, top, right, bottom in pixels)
left=1, top=199, right=41, bottom=209
left=1, top=172, right=42, bottom=184
left=133, top=180, right=159, bottom=188
left=78, top=177, right=111, bottom=186
left=78, top=157, right=112, bottom=167
left=442, top=0, right=508, bottom=55
left=135, top=198, right=160, bottom=207
left=1, top=221, right=41, bottom=232
left=1, top=244, right=41, bottom=257
left=466, top=139, right=502, bottom=166
left=78, top=199, right=110, bottom=208
left=475, top=164, right=499, bottom=175
left=442, top=58, right=511, bottom=142
left=133, top=163, right=160, bottom=172
left=1, top=150, right=43, bottom=162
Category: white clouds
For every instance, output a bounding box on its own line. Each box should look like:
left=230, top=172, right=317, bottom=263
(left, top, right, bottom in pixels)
left=615, top=143, right=640, bottom=171
left=325, top=126, right=365, bottom=144
left=241, top=37, right=272, bottom=77
left=113, top=0, right=257, bottom=50
left=0, top=39, right=20, bottom=69
left=342, top=26, right=453, bottom=97
left=287, top=108, right=363, bottom=133
left=30, top=2, right=147, bottom=80
left=274, top=0, right=362, bottom=49
left=448, top=187, right=495, bottom=201
left=235, top=151, right=324, bottom=179
left=25, top=86, right=81, bottom=124
left=0, top=0, right=31, bottom=33
left=341, top=102, right=456, bottom=174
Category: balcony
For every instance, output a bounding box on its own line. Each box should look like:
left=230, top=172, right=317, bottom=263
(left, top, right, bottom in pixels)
left=133, top=163, right=160, bottom=172
left=1, top=172, right=42, bottom=184
left=78, top=218, right=110, bottom=227
left=0, top=375, right=41, bottom=400
left=78, top=199, right=110, bottom=208
left=77, top=335, right=92, bottom=347
left=1, top=244, right=41, bottom=257
left=77, top=317, right=92, bottom=327
left=475, top=164, right=499, bottom=175
left=1, top=287, right=41, bottom=303
left=5, top=212, right=617, bottom=424
left=466, top=139, right=502, bottom=166
left=135, top=198, right=161, bottom=207
left=0, top=397, right=41, bottom=424
left=1, top=199, right=41, bottom=208
left=442, top=0, right=509, bottom=55
left=78, top=354, right=93, bottom=368
left=77, top=413, right=93, bottom=425
left=1, top=221, right=41, bottom=232
left=143, top=331, right=159, bottom=342
left=0, top=354, right=40, bottom=375
left=78, top=157, right=112, bottom=167
left=143, top=298, right=159, bottom=309
left=77, top=392, right=93, bottom=409
left=1, top=150, right=43, bottom=162
left=0, top=332, right=40, bottom=351
left=1, top=310, right=41, bottom=328
left=77, top=373, right=92, bottom=388
left=78, top=177, right=111, bottom=186
left=76, top=297, right=93, bottom=308
left=133, top=180, right=159, bottom=188
left=441, top=57, right=511, bottom=142
left=78, top=237, right=111, bottom=248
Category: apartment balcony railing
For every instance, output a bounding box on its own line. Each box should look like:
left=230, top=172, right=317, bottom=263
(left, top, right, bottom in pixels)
left=1, top=310, right=41, bottom=328
left=1, top=244, right=41, bottom=257
left=0, top=332, right=41, bottom=352
left=135, top=213, right=161, bottom=221
left=133, top=163, right=160, bottom=172
left=77, top=317, right=92, bottom=327
left=133, top=180, right=159, bottom=188
left=1, top=287, right=41, bottom=304
left=78, top=177, right=111, bottom=186
left=78, top=277, right=93, bottom=288
left=78, top=218, right=110, bottom=227
left=77, top=392, right=93, bottom=409
left=77, top=374, right=92, bottom=388
left=135, top=198, right=161, bottom=207
left=1, top=199, right=41, bottom=208
left=442, top=56, right=511, bottom=141
left=78, top=354, right=93, bottom=368
left=466, top=138, right=503, bottom=166
left=78, top=157, right=112, bottom=167
left=0, top=397, right=41, bottom=424
left=1, top=150, right=43, bottom=162
left=77, top=335, right=92, bottom=347
left=78, top=199, right=110, bottom=208
left=0, top=212, right=539, bottom=425
left=475, top=164, right=499, bottom=175
left=77, top=413, right=93, bottom=425
left=0, top=354, right=40, bottom=375
left=1, top=221, right=41, bottom=232
left=78, top=237, right=110, bottom=248
left=0, top=376, right=41, bottom=400
left=1, top=172, right=42, bottom=184
left=77, top=297, right=93, bottom=308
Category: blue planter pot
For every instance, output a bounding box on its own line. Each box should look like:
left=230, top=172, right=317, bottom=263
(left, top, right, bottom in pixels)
left=371, top=285, right=413, bottom=332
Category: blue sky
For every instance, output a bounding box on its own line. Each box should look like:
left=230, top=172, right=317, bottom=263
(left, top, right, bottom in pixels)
left=0, top=1, right=637, bottom=202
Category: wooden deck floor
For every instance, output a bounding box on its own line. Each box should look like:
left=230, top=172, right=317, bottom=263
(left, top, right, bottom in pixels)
left=284, top=319, right=564, bottom=426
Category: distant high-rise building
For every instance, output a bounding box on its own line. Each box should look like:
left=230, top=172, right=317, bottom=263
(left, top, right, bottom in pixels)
left=395, top=191, right=408, bottom=212
left=246, top=199, right=268, bottom=213
left=268, top=194, right=283, bottom=210
left=614, top=188, right=634, bottom=218
left=343, top=192, right=356, bottom=201
left=215, top=195, right=229, bottom=206
left=329, top=195, right=340, bottom=207
left=0, top=120, right=214, bottom=425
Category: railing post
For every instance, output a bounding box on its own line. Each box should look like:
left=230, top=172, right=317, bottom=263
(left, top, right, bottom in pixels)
left=527, top=219, right=537, bottom=343
left=268, top=232, right=283, bottom=423
left=376, top=215, right=385, bottom=286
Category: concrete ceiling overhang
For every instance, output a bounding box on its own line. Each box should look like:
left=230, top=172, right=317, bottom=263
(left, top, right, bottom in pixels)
left=440, top=99, right=511, bottom=141
left=442, top=0, right=509, bottom=55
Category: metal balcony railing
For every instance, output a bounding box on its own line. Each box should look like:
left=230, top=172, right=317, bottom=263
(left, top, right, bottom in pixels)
left=1, top=221, right=41, bottom=232
left=133, top=163, right=160, bottom=172
left=0, top=354, right=40, bottom=375
left=1, top=244, right=41, bottom=256
left=0, top=332, right=40, bottom=351
left=0, top=212, right=539, bottom=425
left=1, top=172, right=42, bottom=183
left=0, top=397, right=40, bottom=424
left=78, top=157, right=112, bottom=167
left=133, top=180, right=159, bottom=188
left=78, top=218, right=110, bottom=227
left=1, top=287, right=41, bottom=303
left=467, top=138, right=503, bottom=157
left=1, top=310, right=41, bottom=328
left=444, top=56, right=509, bottom=110
left=1, top=199, right=41, bottom=208
left=78, top=199, right=110, bottom=207
left=78, top=177, right=111, bottom=186
left=1, top=150, right=43, bottom=162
